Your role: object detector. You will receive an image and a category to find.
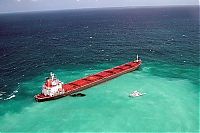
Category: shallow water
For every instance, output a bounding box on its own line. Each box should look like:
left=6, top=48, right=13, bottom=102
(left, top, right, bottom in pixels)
left=0, top=6, right=199, bottom=132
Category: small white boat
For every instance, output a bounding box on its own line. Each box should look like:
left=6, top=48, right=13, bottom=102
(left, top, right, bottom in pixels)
left=129, top=90, right=145, bottom=97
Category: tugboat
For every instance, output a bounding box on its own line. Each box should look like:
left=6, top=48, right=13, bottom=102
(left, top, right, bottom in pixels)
left=129, top=90, right=146, bottom=97
left=35, top=55, right=142, bottom=102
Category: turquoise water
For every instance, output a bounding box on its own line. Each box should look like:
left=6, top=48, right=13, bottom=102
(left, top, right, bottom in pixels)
left=0, top=62, right=199, bottom=132
left=0, top=6, right=199, bottom=132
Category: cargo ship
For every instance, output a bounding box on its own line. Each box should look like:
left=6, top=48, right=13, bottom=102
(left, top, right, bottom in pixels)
left=35, top=55, right=142, bottom=102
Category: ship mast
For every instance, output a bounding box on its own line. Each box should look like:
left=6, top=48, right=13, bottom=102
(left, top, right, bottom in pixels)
left=50, top=72, right=55, bottom=80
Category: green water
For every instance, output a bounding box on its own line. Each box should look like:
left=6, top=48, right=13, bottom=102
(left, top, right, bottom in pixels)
left=0, top=62, right=199, bottom=132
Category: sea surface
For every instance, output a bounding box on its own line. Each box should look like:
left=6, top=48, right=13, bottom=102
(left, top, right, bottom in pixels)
left=0, top=6, right=199, bottom=132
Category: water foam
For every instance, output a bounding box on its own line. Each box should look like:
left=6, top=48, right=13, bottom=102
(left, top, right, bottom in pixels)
left=4, top=94, right=15, bottom=100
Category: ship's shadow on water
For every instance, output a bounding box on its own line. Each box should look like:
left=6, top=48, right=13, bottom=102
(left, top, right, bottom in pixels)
left=70, top=93, right=86, bottom=97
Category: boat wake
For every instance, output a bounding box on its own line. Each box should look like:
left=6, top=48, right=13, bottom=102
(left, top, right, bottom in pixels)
left=1, top=89, right=19, bottom=101
left=0, top=91, right=6, bottom=100
left=4, top=94, right=15, bottom=100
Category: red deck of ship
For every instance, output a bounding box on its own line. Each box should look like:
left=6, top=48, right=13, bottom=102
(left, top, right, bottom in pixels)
left=35, top=60, right=141, bottom=102
left=63, top=61, right=140, bottom=93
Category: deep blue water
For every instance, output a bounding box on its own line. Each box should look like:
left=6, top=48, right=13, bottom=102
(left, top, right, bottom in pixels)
left=0, top=6, right=199, bottom=132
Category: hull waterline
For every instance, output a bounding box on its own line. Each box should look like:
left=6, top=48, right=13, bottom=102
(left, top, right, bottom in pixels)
left=35, top=60, right=141, bottom=102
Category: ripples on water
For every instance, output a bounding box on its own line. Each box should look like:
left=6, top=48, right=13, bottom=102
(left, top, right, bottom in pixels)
left=0, top=7, right=199, bottom=131
left=0, top=6, right=199, bottom=132
left=0, top=6, right=199, bottom=100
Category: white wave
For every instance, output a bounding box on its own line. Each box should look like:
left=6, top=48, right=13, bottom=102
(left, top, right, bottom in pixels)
left=4, top=95, right=15, bottom=100
left=13, top=90, right=18, bottom=93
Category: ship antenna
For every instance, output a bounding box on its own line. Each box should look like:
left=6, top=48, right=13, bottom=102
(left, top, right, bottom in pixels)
left=136, top=54, right=139, bottom=62
left=50, top=72, right=54, bottom=80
